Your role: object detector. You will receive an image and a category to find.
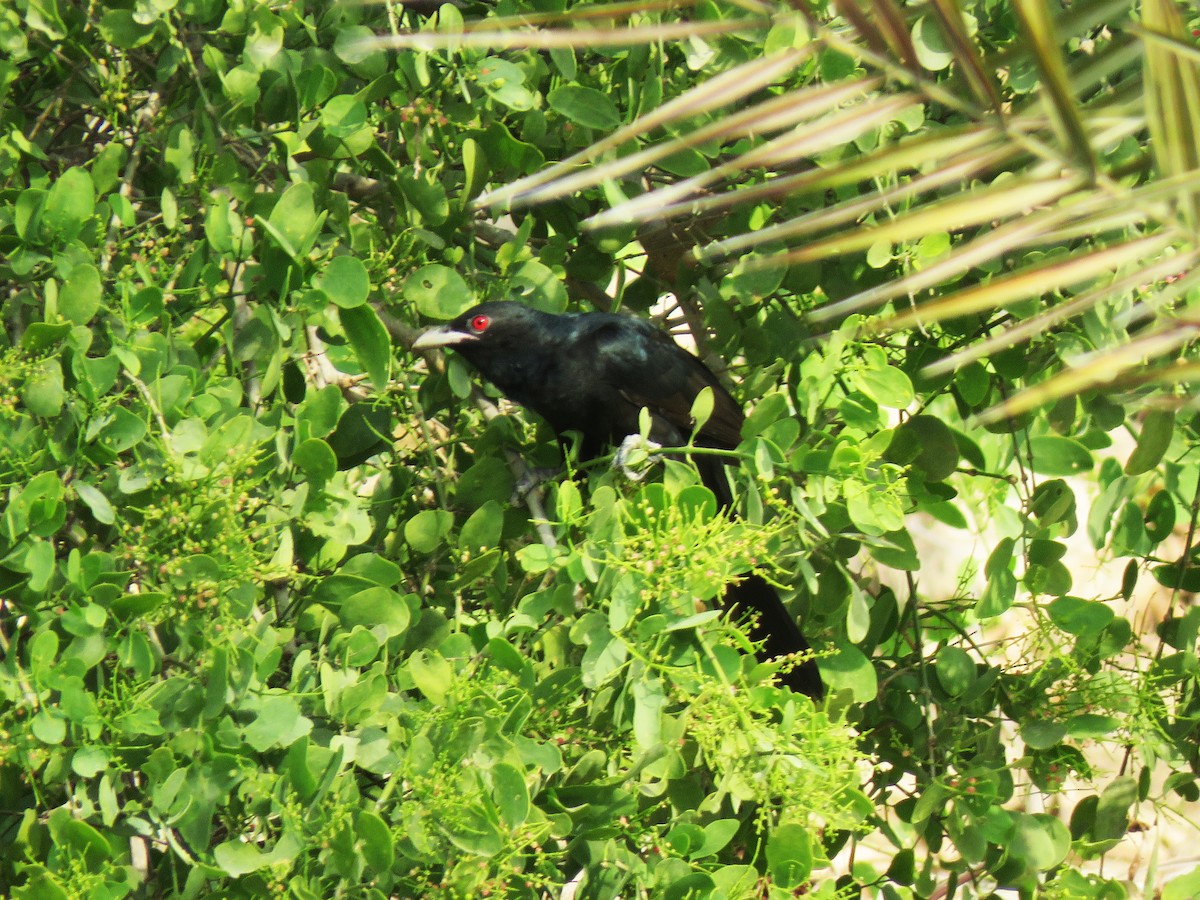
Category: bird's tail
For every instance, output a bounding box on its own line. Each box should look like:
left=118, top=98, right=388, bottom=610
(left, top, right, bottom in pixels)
left=726, top=573, right=824, bottom=698
left=695, top=453, right=823, bottom=699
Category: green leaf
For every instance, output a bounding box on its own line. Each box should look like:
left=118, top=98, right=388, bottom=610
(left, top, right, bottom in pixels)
left=491, top=762, right=530, bottom=829
left=267, top=182, right=318, bottom=257
left=1021, top=719, right=1067, bottom=749
left=580, top=627, right=627, bottom=688
left=398, top=168, right=449, bottom=226
left=296, top=384, right=346, bottom=440
left=1125, top=409, right=1174, bottom=475
left=461, top=136, right=489, bottom=201
left=977, top=567, right=1016, bottom=618
left=548, top=85, right=622, bottom=130
left=858, top=363, right=915, bottom=409
left=460, top=501, right=503, bottom=553
left=74, top=482, right=115, bottom=525
left=244, top=695, right=313, bottom=752
left=339, top=304, right=391, bottom=389
left=886, top=415, right=959, bottom=481
left=356, top=809, right=394, bottom=872
left=408, top=650, right=453, bottom=705
left=1093, top=775, right=1137, bottom=841
left=1164, top=867, right=1200, bottom=900
left=32, top=709, right=67, bottom=745
left=1007, top=812, right=1069, bottom=872
left=214, top=841, right=273, bottom=876
left=60, top=263, right=102, bottom=324
left=404, top=264, right=474, bottom=319
left=689, top=386, right=714, bottom=434
left=517, top=543, right=558, bottom=574
left=316, top=255, right=370, bottom=308
left=22, top=358, right=64, bottom=416
left=507, top=260, right=568, bottom=312
left=98, top=9, right=156, bottom=48
left=820, top=643, right=877, bottom=701
left=631, top=676, right=664, bottom=749
left=339, top=586, right=410, bottom=638
left=934, top=646, right=975, bottom=697
left=1047, top=596, right=1113, bottom=637
left=766, top=823, right=812, bottom=888
left=316, top=94, right=374, bottom=157
left=476, top=57, right=535, bottom=111
left=697, top=819, right=741, bottom=858
left=293, top=438, right=337, bottom=489
left=43, top=166, right=95, bottom=238
left=404, top=509, right=454, bottom=553
left=1028, top=435, right=1093, bottom=476
left=71, top=745, right=110, bottom=778
left=665, top=824, right=707, bottom=858
left=20, top=322, right=71, bottom=352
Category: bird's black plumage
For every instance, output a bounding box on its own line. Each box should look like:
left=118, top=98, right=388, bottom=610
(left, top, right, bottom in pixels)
left=414, top=301, right=822, bottom=697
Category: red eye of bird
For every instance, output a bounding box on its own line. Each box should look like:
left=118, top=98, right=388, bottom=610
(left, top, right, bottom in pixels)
left=469, top=314, right=490, bottom=333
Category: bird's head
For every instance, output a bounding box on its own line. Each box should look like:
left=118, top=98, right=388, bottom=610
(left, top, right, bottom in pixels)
left=411, top=301, right=547, bottom=355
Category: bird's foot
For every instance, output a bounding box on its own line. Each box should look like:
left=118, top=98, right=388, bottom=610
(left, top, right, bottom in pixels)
left=614, top=434, right=662, bottom=482
left=510, top=466, right=562, bottom=503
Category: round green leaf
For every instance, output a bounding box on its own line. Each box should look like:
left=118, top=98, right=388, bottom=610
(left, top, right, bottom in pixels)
left=1020, top=719, right=1067, bottom=750
left=1144, top=489, right=1176, bottom=543
left=267, top=182, right=316, bottom=255
left=459, top=500, right=503, bottom=553
left=74, top=482, right=115, bottom=525
left=98, top=9, right=156, bottom=48
left=60, top=263, right=102, bottom=324
left=886, top=414, right=959, bottom=481
left=1125, top=409, right=1174, bottom=476
left=214, top=841, right=271, bottom=876
left=665, top=823, right=707, bottom=858
left=339, top=304, right=391, bottom=389
left=356, top=809, right=395, bottom=872
left=296, top=384, right=346, bottom=440
left=697, top=819, right=741, bottom=858
left=320, top=94, right=367, bottom=137
left=1093, top=775, right=1138, bottom=841
left=339, top=586, right=411, bottom=637
left=317, top=255, right=370, bottom=308
left=506, top=260, right=569, bottom=312
left=548, top=84, right=621, bottom=130
left=404, top=509, right=454, bottom=553
left=819, top=643, right=878, bottom=701
left=858, top=364, right=915, bottom=409
left=491, top=762, right=530, bottom=829
left=404, top=264, right=474, bottom=319
left=407, top=649, right=453, bottom=705
left=43, top=166, right=95, bottom=238
left=1028, top=435, right=1093, bottom=476
left=32, top=709, right=67, bottom=745
left=1007, top=812, right=1069, bottom=871
left=461, top=137, right=489, bottom=200
left=476, top=57, right=535, bottom=111
left=293, top=437, right=337, bottom=487
left=22, top=358, right=65, bottom=417
left=912, top=15, right=955, bottom=71
left=1047, top=596, right=1113, bottom=637
left=71, top=745, right=110, bottom=778
left=766, top=823, right=812, bottom=888
left=934, top=646, right=975, bottom=697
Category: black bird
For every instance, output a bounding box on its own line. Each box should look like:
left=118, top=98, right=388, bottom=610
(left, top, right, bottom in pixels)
left=413, top=301, right=822, bottom=698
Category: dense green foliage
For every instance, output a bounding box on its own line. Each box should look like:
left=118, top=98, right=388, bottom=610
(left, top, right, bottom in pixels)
left=2, top=0, right=1200, bottom=898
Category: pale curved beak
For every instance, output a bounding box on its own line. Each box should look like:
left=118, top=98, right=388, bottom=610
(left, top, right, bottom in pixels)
left=411, top=326, right=475, bottom=351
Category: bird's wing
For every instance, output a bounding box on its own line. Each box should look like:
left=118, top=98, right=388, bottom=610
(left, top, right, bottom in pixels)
left=588, top=317, right=745, bottom=449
